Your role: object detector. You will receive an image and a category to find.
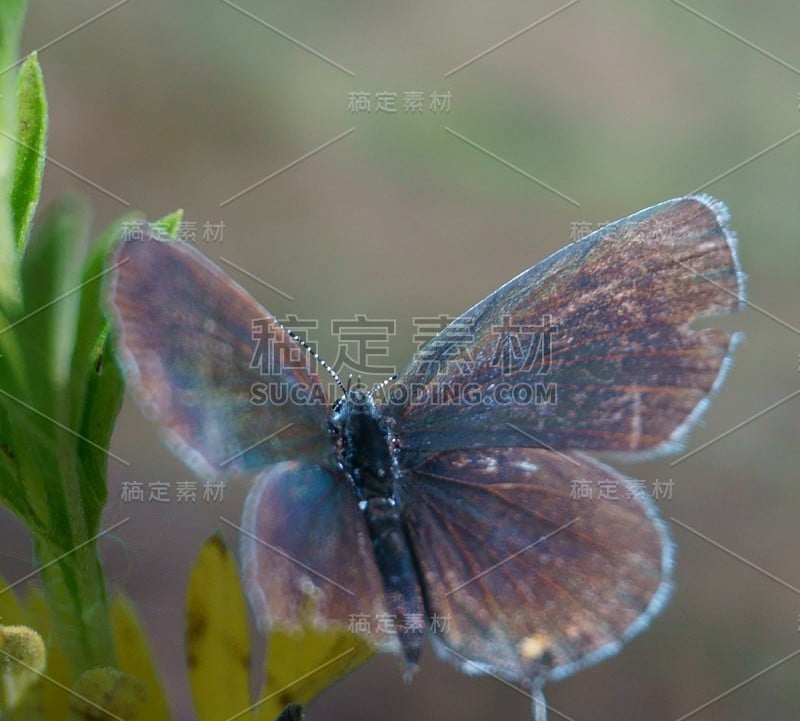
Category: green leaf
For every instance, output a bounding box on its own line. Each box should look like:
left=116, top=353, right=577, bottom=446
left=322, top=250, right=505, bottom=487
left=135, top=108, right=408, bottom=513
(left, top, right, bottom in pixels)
left=186, top=534, right=251, bottom=721
left=74, top=334, right=123, bottom=530
left=0, top=1, right=26, bottom=143
left=0, top=0, right=27, bottom=312
left=0, top=0, right=27, bottom=150
left=0, top=401, right=37, bottom=529
left=1, top=196, right=93, bottom=533
left=152, top=209, right=183, bottom=239
left=11, top=52, right=47, bottom=253
left=19, top=195, right=91, bottom=417
left=70, top=214, right=140, bottom=529
left=71, top=212, right=140, bottom=407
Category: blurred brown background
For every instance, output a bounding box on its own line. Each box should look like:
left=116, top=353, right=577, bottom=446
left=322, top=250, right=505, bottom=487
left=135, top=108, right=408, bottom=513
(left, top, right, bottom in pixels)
left=2, top=1, right=799, bottom=719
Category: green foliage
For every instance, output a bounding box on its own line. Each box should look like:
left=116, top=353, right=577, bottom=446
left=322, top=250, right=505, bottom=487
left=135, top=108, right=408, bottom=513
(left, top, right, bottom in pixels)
left=0, top=0, right=26, bottom=309
left=151, top=208, right=184, bottom=239
left=0, top=5, right=372, bottom=718
left=11, top=52, right=46, bottom=252
left=0, top=2, right=169, bottom=712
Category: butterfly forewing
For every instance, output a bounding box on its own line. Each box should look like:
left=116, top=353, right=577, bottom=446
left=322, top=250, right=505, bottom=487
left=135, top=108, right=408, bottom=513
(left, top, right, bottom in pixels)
left=400, top=448, right=672, bottom=684
left=385, top=196, right=744, bottom=457
left=108, top=230, right=332, bottom=481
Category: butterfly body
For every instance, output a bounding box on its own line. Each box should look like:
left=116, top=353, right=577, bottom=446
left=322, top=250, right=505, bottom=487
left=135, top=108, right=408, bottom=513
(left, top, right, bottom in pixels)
left=330, top=388, right=426, bottom=671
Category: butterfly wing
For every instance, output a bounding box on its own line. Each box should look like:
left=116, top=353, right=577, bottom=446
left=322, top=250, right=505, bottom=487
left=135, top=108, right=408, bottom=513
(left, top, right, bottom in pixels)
left=107, top=228, right=332, bottom=481
left=385, top=195, right=744, bottom=457
left=110, top=231, right=395, bottom=648
left=240, top=460, right=398, bottom=651
left=399, top=447, right=672, bottom=685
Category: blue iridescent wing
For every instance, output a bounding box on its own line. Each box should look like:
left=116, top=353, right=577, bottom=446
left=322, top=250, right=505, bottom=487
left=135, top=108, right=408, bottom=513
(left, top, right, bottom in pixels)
left=400, top=447, right=672, bottom=685
left=384, top=196, right=744, bottom=457
left=107, top=229, right=332, bottom=481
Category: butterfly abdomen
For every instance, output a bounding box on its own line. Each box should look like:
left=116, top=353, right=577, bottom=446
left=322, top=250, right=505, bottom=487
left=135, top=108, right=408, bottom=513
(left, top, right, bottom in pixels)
left=362, top=496, right=425, bottom=672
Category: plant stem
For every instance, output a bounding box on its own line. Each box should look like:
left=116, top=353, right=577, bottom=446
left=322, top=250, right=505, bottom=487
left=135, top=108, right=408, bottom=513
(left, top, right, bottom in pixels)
left=34, top=535, right=115, bottom=673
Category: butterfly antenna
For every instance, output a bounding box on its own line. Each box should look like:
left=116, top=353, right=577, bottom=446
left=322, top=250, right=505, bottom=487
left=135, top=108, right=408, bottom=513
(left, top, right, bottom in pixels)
left=276, top=320, right=346, bottom=393
left=370, top=374, right=397, bottom=398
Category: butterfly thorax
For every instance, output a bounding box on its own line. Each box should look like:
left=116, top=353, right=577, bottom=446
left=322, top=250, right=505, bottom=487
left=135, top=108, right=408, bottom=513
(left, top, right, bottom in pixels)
left=331, top=389, right=398, bottom=503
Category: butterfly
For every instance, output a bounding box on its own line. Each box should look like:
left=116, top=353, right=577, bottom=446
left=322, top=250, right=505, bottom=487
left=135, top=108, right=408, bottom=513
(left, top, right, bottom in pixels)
left=107, top=195, right=745, bottom=720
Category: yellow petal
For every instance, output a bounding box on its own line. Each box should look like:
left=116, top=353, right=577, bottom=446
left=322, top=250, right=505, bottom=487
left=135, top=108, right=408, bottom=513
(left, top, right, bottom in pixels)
left=20, top=586, right=72, bottom=719
left=251, top=624, right=374, bottom=721
left=186, top=534, right=251, bottom=721
left=0, top=573, right=26, bottom=627
left=110, top=594, right=171, bottom=721
left=22, top=585, right=49, bottom=637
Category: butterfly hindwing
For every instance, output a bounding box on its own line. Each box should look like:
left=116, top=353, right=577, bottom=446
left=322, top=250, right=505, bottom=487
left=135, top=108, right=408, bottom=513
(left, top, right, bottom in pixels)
left=107, top=229, right=332, bottom=481
left=385, top=195, right=744, bottom=457
left=400, top=447, right=672, bottom=685
left=240, top=460, right=398, bottom=651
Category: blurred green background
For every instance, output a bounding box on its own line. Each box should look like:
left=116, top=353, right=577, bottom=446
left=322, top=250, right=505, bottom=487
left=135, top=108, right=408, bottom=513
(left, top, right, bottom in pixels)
left=2, top=1, right=799, bottom=719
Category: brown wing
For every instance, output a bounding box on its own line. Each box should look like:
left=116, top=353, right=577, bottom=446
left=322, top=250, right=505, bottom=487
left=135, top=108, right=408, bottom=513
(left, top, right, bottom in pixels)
left=385, top=195, right=744, bottom=458
left=240, top=461, right=398, bottom=652
left=107, top=228, right=333, bottom=481
left=400, top=447, right=672, bottom=685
